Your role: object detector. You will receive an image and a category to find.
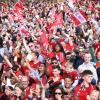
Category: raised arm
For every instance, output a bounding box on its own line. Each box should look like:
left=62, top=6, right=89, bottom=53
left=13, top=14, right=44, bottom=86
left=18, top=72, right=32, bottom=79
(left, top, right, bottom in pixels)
left=4, top=56, right=13, bottom=68
left=22, top=38, right=31, bottom=54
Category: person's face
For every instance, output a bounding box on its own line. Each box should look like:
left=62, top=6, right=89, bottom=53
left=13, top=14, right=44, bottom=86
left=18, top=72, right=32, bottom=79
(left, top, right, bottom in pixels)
left=84, top=54, right=91, bottom=63
left=34, top=45, right=41, bottom=52
left=15, top=87, right=22, bottom=97
left=52, top=60, right=58, bottom=67
left=54, top=89, right=62, bottom=99
left=11, top=78, right=17, bottom=85
left=64, top=78, right=73, bottom=88
left=56, top=31, right=60, bottom=36
left=32, top=53, right=36, bottom=60
left=5, top=86, right=13, bottom=96
left=38, top=64, right=45, bottom=72
left=90, top=91, right=99, bottom=100
left=66, top=54, right=72, bottom=60
left=83, top=74, right=93, bottom=83
left=85, top=42, right=90, bottom=48
left=53, top=68, right=60, bottom=76
left=3, top=41, right=7, bottom=48
left=29, top=44, right=34, bottom=51
left=55, top=44, right=61, bottom=52
left=66, top=64, right=73, bottom=72
left=79, top=47, right=84, bottom=56
left=21, top=77, right=29, bottom=88
left=11, top=27, right=16, bottom=33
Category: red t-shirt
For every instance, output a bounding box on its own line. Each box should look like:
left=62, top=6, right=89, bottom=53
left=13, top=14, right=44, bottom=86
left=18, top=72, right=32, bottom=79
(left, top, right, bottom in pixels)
left=21, top=66, right=29, bottom=76
left=96, top=61, right=100, bottom=68
left=65, top=43, right=76, bottom=52
left=73, top=83, right=95, bottom=100
left=29, top=61, right=41, bottom=69
left=23, top=86, right=30, bottom=100
left=15, top=70, right=22, bottom=77
left=48, top=75, right=62, bottom=86
left=48, top=65, right=53, bottom=76
left=54, top=13, right=63, bottom=26
left=48, top=52, right=66, bottom=63
left=94, top=43, right=100, bottom=54
left=64, top=71, right=78, bottom=80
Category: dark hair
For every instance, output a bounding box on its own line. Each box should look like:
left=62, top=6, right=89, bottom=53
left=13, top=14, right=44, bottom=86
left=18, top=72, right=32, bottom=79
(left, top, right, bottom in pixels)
left=53, top=67, right=61, bottom=71
left=57, top=28, right=62, bottom=34
left=52, top=87, right=64, bottom=100
left=82, top=70, right=93, bottom=76
left=53, top=43, right=64, bottom=53
left=97, top=79, right=100, bottom=84
left=7, top=86, right=14, bottom=91
left=0, top=37, right=3, bottom=48
left=12, top=64, right=19, bottom=72
left=64, top=75, right=74, bottom=83
left=96, top=79, right=100, bottom=90
left=3, top=86, right=14, bottom=93
left=53, top=43, right=66, bottom=58
left=33, top=51, right=39, bottom=58
left=51, top=57, right=58, bottom=62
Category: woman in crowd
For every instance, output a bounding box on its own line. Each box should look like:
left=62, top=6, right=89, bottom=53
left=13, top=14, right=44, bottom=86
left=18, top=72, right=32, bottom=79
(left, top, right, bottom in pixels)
left=0, top=86, right=14, bottom=100
left=13, top=83, right=25, bottom=100
left=0, top=0, right=100, bottom=99
left=52, top=87, right=64, bottom=100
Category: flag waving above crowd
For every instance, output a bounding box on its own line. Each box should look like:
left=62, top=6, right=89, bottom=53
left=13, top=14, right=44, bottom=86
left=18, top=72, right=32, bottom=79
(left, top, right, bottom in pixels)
left=70, top=10, right=87, bottom=26
left=0, top=0, right=100, bottom=100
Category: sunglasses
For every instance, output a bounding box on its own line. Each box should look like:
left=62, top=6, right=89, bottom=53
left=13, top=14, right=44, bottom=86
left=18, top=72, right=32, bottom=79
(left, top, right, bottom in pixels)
left=52, top=62, right=58, bottom=64
left=54, top=92, right=62, bottom=95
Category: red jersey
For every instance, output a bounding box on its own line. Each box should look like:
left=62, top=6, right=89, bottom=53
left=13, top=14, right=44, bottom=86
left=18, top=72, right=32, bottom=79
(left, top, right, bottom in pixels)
left=73, top=83, right=95, bottom=100
left=96, top=61, right=100, bottom=68
left=64, top=71, right=78, bottom=80
left=49, top=52, right=66, bottom=64
left=48, top=65, right=53, bottom=76
left=23, top=86, right=30, bottom=100
left=48, top=76, right=62, bottom=86
left=29, top=61, right=41, bottom=69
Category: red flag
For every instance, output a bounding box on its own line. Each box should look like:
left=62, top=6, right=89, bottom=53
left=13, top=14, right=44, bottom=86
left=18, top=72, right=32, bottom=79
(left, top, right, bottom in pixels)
left=53, top=13, right=63, bottom=27
left=70, top=10, right=87, bottom=26
left=21, top=28, right=31, bottom=37
left=13, top=8, right=24, bottom=20
left=14, top=1, right=24, bottom=11
left=40, top=30, right=48, bottom=47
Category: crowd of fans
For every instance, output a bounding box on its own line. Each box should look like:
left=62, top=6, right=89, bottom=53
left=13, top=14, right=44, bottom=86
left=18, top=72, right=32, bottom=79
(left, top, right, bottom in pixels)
left=0, top=0, right=100, bottom=100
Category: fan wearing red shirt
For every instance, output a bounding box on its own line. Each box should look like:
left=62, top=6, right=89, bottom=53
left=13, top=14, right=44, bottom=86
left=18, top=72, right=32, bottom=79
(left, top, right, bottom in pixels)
left=94, top=39, right=100, bottom=55
left=47, top=57, right=60, bottom=76
left=54, top=10, right=63, bottom=27
left=49, top=43, right=66, bottom=65
left=96, top=51, right=100, bottom=78
left=73, top=70, right=95, bottom=100
left=63, top=62, right=78, bottom=90
left=63, top=76, right=74, bottom=100
left=29, top=51, right=41, bottom=70
left=21, top=76, right=30, bottom=100
left=47, top=67, right=62, bottom=91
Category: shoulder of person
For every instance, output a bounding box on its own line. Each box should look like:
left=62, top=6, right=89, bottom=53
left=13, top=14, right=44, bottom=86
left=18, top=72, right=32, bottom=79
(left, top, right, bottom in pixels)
left=78, top=63, right=85, bottom=68
left=90, top=62, right=96, bottom=65
left=90, top=62, right=96, bottom=68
